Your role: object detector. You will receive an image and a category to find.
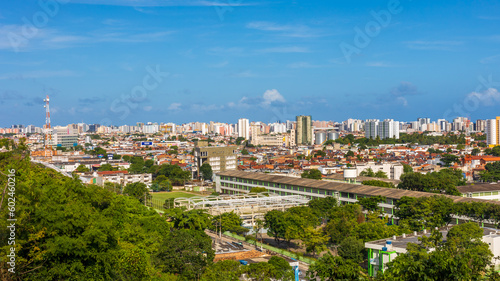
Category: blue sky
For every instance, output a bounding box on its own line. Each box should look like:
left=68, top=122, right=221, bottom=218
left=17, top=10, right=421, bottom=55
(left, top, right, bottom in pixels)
left=1, top=0, right=500, bottom=127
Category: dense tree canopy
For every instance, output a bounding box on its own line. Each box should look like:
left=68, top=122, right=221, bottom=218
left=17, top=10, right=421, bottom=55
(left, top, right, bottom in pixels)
left=480, top=161, right=500, bottom=182
left=378, top=223, right=495, bottom=281
left=336, top=133, right=466, bottom=146
left=397, top=168, right=464, bottom=195
left=200, top=162, right=213, bottom=181
left=307, top=254, right=362, bottom=281
left=301, top=169, right=322, bottom=180
left=362, top=179, right=395, bottom=188
left=0, top=152, right=207, bottom=281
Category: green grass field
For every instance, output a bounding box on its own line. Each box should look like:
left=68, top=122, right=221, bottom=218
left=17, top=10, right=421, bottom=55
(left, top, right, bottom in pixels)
left=151, top=191, right=200, bottom=201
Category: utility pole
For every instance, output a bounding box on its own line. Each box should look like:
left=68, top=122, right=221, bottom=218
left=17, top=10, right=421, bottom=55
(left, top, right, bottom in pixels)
left=219, top=211, right=222, bottom=244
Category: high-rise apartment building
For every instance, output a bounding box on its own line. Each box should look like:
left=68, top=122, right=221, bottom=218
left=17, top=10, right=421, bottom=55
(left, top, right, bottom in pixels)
left=296, top=115, right=312, bottom=145
left=378, top=119, right=400, bottom=139
left=487, top=117, right=500, bottom=147
left=365, top=119, right=379, bottom=139
left=476, top=119, right=487, bottom=132
left=365, top=119, right=399, bottom=139
left=238, top=118, right=250, bottom=140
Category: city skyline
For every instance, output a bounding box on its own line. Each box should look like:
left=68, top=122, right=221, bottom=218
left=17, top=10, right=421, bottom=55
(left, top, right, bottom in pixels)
left=1, top=1, right=500, bottom=126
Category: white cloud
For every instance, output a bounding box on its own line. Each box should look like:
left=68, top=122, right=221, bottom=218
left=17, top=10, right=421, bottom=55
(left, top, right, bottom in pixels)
left=66, top=0, right=256, bottom=7
left=467, top=88, right=500, bottom=106
left=262, top=89, right=285, bottom=106
left=366, top=61, right=395, bottom=67
left=480, top=54, right=500, bottom=64
left=288, top=62, right=321, bottom=69
left=168, top=103, right=182, bottom=110
left=246, top=21, right=323, bottom=38
left=210, top=61, right=229, bottom=68
left=258, top=46, right=309, bottom=53
left=0, top=24, right=174, bottom=52
left=0, top=70, right=78, bottom=80
left=396, top=97, right=408, bottom=106
left=232, top=70, right=255, bottom=78
left=391, top=82, right=420, bottom=97
left=143, top=106, right=153, bottom=111
left=404, top=40, right=463, bottom=50
left=207, top=47, right=244, bottom=56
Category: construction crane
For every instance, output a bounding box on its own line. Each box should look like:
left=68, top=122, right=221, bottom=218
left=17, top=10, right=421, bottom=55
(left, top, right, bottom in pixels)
left=43, top=95, right=53, bottom=158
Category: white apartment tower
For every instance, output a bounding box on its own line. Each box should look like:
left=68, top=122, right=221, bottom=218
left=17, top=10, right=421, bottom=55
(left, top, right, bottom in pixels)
left=487, top=117, right=500, bottom=147
left=238, top=118, right=250, bottom=140
left=378, top=119, right=400, bottom=139
left=365, top=119, right=379, bottom=139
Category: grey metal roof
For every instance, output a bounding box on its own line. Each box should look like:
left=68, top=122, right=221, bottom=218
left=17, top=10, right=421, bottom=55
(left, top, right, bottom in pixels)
left=457, top=183, right=500, bottom=193
left=218, top=170, right=500, bottom=205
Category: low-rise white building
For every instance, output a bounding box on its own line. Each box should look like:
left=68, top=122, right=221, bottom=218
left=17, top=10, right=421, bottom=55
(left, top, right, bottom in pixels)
left=93, top=171, right=152, bottom=187
left=356, top=162, right=404, bottom=180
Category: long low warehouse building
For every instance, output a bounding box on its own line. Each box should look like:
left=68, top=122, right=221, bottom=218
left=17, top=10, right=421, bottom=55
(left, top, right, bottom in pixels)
left=215, top=171, right=500, bottom=222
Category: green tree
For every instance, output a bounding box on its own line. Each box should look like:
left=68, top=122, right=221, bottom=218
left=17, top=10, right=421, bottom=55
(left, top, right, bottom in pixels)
left=398, top=170, right=461, bottom=195
left=98, top=163, right=116, bottom=171
left=210, top=211, right=246, bottom=235
left=75, top=164, right=90, bottom=172
left=403, top=164, right=413, bottom=173
left=479, top=161, right=500, bottom=182
left=324, top=204, right=362, bottom=244
left=103, top=182, right=123, bottom=194
left=301, top=169, right=322, bottom=180
left=128, top=156, right=146, bottom=174
left=264, top=210, right=287, bottom=244
left=338, top=236, right=365, bottom=263
left=360, top=167, right=375, bottom=177
left=244, top=262, right=278, bottom=281
left=235, top=137, right=246, bottom=145
left=152, top=175, right=172, bottom=192
left=123, top=182, right=149, bottom=203
left=241, top=149, right=249, bottom=155
left=201, top=260, right=242, bottom=281
left=358, top=195, right=385, bottom=212
left=395, top=196, right=454, bottom=231
left=153, top=164, right=192, bottom=186
left=250, top=186, right=268, bottom=193
left=88, top=146, right=107, bottom=157
left=362, top=180, right=395, bottom=188
left=346, top=150, right=355, bottom=158
left=300, top=226, right=328, bottom=257
left=166, top=208, right=212, bottom=231
left=267, top=256, right=294, bottom=281
left=307, top=196, right=337, bottom=218
left=307, top=254, right=362, bottom=281
left=471, top=148, right=480, bottom=155
left=314, top=150, right=326, bottom=158
left=441, top=154, right=460, bottom=167
left=0, top=152, right=175, bottom=281
left=200, top=162, right=213, bottom=180
left=155, top=229, right=215, bottom=280
left=374, top=170, right=388, bottom=178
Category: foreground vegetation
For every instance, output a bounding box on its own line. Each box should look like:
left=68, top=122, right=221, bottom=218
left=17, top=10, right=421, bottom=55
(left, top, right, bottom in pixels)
left=2, top=148, right=500, bottom=280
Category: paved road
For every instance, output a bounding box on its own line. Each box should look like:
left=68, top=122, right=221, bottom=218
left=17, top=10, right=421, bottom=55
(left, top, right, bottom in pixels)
left=31, top=160, right=72, bottom=177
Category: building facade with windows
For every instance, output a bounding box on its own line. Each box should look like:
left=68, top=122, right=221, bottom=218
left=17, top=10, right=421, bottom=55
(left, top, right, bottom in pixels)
left=296, top=115, right=312, bottom=145
left=194, top=141, right=238, bottom=178
left=487, top=117, right=500, bottom=147
left=215, top=170, right=500, bottom=219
